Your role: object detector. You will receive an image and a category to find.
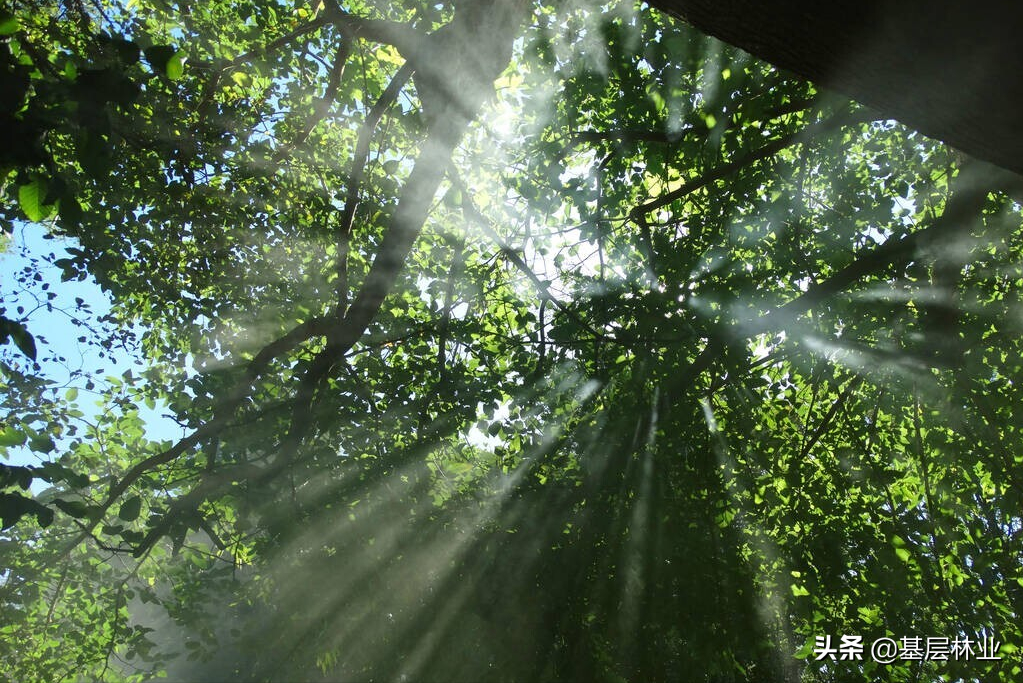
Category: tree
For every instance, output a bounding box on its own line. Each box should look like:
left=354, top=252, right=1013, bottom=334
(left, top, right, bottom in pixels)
left=2, top=1, right=1022, bottom=681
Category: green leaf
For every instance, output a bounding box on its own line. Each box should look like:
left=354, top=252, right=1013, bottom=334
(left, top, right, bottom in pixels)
left=143, top=44, right=186, bottom=81
left=443, top=187, right=463, bottom=208
left=53, top=499, right=90, bottom=519
left=793, top=638, right=815, bottom=660
left=18, top=179, right=47, bottom=223
left=143, top=45, right=176, bottom=72
left=166, top=51, right=187, bottom=80
left=0, top=11, right=18, bottom=35
left=118, top=496, right=142, bottom=522
left=28, top=434, right=55, bottom=454
left=0, top=427, right=26, bottom=447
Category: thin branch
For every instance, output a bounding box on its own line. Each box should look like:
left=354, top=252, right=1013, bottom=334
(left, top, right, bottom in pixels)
left=797, top=376, right=864, bottom=460
left=53, top=317, right=332, bottom=562
left=335, top=60, right=417, bottom=315
left=272, top=39, right=351, bottom=163
left=693, top=160, right=1020, bottom=393
left=221, top=17, right=331, bottom=70
left=133, top=462, right=263, bottom=557
left=536, top=297, right=547, bottom=376
left=196, top=515, right=228, bottom=552
left=771, top=161, right=1019, bottom=324
left=630, top=107, right=870, bottom=221
left=270, top=344, right=340, bottom=474
left=436, top=237, right=465, bottom=383
left=570, top=97, right=816, bottom=146
left=448, top=166, right=607, bottom=343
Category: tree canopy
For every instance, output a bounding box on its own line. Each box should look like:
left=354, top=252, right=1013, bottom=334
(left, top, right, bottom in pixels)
left=2, top=1, right=1023, bottom=682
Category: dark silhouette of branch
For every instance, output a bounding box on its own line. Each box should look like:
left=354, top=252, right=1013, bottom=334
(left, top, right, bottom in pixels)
left=630, top=107, right=870, bottom=221
left=436, top=237, right=465, bottom=383
left=335, top=60, right=418, bottom=315
left=220, top=17, right=331, bottom=69
left=448, top=167, right=607, bottom=343
left=55, top=316, right=333, bottom=561
left=797, top=376, right=863, bottom=460
left=570, top=97, right=815, bottom=146
left=202, top=6, right=420, bottom=73
left=272, top=39, right=351, bottom=164
left=323, top=1, right=424, bottom=54
left=771, top=161, right=1021, bottom=324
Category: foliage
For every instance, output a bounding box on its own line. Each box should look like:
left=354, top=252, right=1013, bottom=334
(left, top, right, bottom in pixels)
left=2, top=0, right=1022, bottom=681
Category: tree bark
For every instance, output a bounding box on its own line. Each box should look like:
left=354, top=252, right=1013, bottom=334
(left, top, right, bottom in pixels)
left=648, top=0, right=1023, bottom=176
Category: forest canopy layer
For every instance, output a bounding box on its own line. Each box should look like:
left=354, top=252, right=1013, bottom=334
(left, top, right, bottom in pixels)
left=2, top=1, right=1022, bottom=681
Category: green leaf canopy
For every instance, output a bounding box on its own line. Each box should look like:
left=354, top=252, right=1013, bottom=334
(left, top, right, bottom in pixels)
left=1, top=1, right=1022, bottom=682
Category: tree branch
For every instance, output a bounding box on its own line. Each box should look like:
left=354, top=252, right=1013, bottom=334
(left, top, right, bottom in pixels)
left=221, top=17, right=331, bottom=70
left=54, top=316, right=333, bottom=561
left=436, top=237, right=465, bottom=383
left=117, top=0, right=530, bottom=556
left=272, top=38, right=351, bottom=164
left=771, top=161, right=1020, bottom=325
left=335, top=61, right=417, bottom=316
left=570, top=97, right=816, bottom=146
left=448, top=167, right=607, bottom=344
left=322, top=1, right=425, bottom=56
left=797, top=376, right=863, bottom=460
left=680, top=160, right=1021, bottom=390
left=630, top=107, right=870, bottom=221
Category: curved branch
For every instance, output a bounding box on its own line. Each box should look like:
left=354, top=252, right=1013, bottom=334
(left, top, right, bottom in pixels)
left=771, top=161, right=1020, bottom=325
left=335, top=61, right=417, bottom=315
left=448, top=166, right=607, bottom=344
left=220, top=17, right=331, bottom=69
left=436, top=237, right=465, bottom=383
left=272, top=39, right=351, bottom=164
left=688, top=160, right=1022, bottom=392
left=322, top=1, right=425, bottom=56
left=571, top=97, right=816, bottom=146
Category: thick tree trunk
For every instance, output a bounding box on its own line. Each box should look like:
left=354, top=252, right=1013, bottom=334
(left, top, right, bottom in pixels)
left=648, top=0, right=1023, bottom=176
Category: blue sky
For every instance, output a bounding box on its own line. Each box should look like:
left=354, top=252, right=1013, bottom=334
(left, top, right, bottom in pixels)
left=1, top=222, right=184, bottom=482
